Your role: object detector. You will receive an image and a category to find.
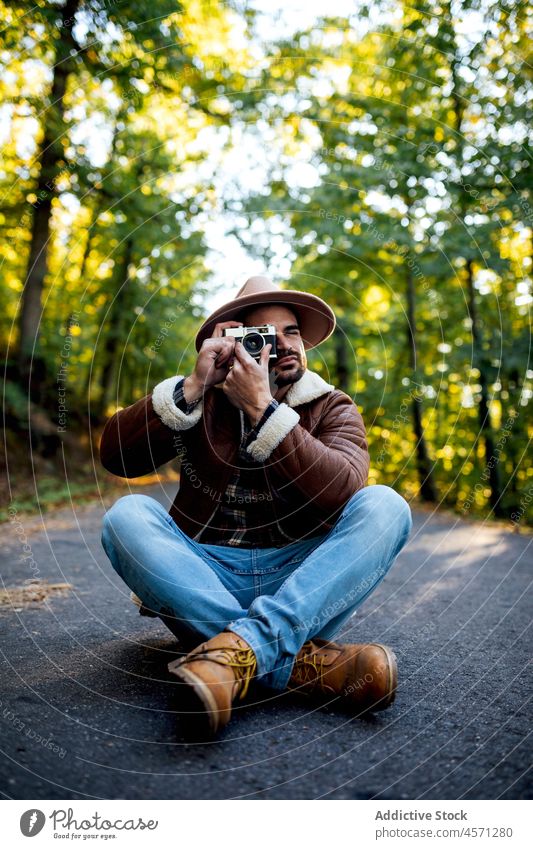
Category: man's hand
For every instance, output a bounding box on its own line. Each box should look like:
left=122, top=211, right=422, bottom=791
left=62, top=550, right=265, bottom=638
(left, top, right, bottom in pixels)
left=183, top=321, right=243, bottom=403
left=222, top=341, right=273, bottom=425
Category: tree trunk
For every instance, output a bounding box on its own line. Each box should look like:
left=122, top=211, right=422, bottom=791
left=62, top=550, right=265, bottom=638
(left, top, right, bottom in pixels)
left=466, top=260, right=504, bottom=517
left=334, top=319, right=350, bottom=393
left=500, top=373, right=520, bottom=512
left=448, top=47, right=504, bottom=517
left=70, top=115, right=126, bottom=405
left=17, top=0, right=80, bottom=388
left=405, top=252, right=438, bottom=502
left=97, top=238, right=134, bottom=418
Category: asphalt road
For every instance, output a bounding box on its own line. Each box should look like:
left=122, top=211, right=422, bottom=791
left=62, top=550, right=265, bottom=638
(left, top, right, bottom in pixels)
left=1, top=484, right=531, bottom=800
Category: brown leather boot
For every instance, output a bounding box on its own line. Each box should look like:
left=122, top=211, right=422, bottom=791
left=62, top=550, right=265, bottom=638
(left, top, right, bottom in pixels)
left=167, top=630, right=257, bottom=737
left=288, top=638, right=397, bottom=714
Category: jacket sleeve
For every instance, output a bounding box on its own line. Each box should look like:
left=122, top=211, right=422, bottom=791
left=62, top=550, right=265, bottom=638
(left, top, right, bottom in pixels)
left=246, top=391, right=369, bottom=512
left=99, top=375, right=203, bottom=479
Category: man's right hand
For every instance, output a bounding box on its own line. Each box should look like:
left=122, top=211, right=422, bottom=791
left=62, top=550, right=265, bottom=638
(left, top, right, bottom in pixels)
left=183, top=321, right=243, bottom=403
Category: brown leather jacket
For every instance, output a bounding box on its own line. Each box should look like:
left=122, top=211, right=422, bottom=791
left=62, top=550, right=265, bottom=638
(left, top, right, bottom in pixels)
left=99, top=369, right=370, bottom=542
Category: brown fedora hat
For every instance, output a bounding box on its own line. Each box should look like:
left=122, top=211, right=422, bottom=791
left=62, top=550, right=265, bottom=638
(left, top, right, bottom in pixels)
left=195, top=276, right=336, bottom=351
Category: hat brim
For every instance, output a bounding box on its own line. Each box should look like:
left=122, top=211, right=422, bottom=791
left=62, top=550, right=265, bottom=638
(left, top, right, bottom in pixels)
left=195, top=289, right=336, bottom=351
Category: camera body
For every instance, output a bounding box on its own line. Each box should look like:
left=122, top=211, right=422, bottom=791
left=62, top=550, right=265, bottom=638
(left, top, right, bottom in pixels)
left=223, top=324, right=277, bottom=360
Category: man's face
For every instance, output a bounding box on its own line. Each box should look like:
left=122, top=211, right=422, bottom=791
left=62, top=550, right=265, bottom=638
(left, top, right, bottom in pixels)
left=240, top=304, right=307, bottom=387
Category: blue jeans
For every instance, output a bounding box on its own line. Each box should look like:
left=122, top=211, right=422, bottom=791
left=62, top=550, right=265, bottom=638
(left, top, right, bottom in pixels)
left=101, top=485, right=412, bottom=690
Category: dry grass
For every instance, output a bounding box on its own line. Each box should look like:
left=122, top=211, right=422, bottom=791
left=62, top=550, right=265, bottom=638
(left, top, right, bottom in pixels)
left=0, top=580, right=73, bottom=610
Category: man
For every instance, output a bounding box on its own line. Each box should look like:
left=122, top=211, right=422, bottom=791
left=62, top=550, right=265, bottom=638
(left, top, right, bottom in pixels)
left=100, top=275, right=413, bottom=738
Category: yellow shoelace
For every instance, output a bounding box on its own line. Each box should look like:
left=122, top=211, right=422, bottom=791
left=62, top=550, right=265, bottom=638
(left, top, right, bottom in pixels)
left=291, top=644, right=326, bottom=688
left=190, top=646, right=257, bottom=700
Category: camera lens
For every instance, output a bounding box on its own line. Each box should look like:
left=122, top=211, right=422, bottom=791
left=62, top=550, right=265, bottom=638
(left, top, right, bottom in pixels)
left=242, top=332, right=265, bottom=356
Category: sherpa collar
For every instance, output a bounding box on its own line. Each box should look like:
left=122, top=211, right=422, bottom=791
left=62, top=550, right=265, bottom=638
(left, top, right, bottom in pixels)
left=284, top=369, right=335, bottom=407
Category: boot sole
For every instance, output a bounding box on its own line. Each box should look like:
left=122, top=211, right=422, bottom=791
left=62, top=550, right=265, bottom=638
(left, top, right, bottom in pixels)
left=168, top=664, right=221, bottom=739
left=364, top=643, right=398, bottom=712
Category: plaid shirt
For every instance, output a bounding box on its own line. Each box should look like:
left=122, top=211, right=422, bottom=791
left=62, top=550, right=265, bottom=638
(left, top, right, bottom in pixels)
left=173, top=378, right=296, bottom=547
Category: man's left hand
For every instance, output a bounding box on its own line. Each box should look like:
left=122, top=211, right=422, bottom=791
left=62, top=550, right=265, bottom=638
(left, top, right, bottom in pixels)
left=222, top=342, right=273, bottom=425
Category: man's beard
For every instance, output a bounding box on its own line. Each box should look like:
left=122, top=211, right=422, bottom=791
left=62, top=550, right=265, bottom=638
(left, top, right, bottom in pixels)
left=270, top=353, right=306, bottom=388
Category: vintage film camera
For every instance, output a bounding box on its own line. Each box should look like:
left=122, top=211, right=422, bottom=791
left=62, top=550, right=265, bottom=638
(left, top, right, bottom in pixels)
left=223, top=324, right=277, bottom=360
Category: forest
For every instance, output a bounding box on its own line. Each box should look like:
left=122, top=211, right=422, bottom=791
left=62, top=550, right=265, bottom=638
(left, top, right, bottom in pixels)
left=1, top=0, right=531, bottom=526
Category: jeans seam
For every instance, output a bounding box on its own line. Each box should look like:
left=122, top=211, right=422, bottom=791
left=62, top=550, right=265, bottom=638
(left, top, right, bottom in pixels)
left=163, top=513, right=219, bottom=567
left=268, top=518, right=340, bottom=603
